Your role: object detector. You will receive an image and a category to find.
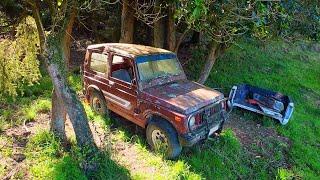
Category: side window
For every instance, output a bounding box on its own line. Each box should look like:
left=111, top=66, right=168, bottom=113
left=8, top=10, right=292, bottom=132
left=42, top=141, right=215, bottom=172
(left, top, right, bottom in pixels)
left=90, top=52, right=109, bottom=73
left=111, top=55, right=133, bottom=83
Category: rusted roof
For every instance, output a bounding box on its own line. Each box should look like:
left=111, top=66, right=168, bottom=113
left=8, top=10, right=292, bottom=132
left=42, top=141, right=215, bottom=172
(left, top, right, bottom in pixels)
left=87, top=43, right=173, bottom=57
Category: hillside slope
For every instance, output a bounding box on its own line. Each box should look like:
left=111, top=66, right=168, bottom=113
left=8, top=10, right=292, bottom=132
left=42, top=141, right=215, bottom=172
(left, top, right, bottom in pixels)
left=186, top=39, right=320, bottom=178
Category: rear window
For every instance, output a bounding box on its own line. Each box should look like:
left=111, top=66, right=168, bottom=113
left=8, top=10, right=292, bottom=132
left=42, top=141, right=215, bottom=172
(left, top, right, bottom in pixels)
left=90, top=53, right=109, bottom=73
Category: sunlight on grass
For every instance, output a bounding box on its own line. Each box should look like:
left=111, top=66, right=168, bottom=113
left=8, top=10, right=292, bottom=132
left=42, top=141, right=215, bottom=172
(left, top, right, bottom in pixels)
left=23, top=98, right=51, bottom=121
left=25, top=130, right=91, bottom=179
left=185, top=39, right=320, bottom=178
left=0, top=136, right=13, bottom=158
left=126, top=141, right=202, bottom=179
left=277, top=168, right=295, bottom=179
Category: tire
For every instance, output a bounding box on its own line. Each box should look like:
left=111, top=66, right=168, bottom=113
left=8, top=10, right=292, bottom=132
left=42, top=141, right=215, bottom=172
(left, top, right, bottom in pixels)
left=146, top=119, right=182, bottom=159
left=90, top=90, right=109, bottom=117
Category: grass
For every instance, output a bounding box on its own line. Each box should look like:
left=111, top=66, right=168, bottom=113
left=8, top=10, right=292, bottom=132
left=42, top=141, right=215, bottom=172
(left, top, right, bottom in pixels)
left=0, top=39, right=319, bottom=179
left=24, top=130, right=129, bottom=179
left=0, top=76, right=53, bottom=128
left=185, top=38, right=320, bottom=178
left=25, top=130, right=87, bottom=179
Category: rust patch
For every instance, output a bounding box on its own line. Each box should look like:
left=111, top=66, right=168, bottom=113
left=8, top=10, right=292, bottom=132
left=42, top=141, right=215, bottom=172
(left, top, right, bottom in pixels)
left=143, top=80, right=224, bottom=114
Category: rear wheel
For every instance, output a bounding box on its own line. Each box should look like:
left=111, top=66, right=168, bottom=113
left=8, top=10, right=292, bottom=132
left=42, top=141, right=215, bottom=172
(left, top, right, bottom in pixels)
left=90, top=90, right=109, bottom=117
left=146, top=119, right=182, bottom=159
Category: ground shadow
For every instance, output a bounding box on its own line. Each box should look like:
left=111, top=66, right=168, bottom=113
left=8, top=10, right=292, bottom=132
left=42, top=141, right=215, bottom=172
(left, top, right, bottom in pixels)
left=50, top=152, right=130, bottom=180
left=106, top=109, right=290, bottom=179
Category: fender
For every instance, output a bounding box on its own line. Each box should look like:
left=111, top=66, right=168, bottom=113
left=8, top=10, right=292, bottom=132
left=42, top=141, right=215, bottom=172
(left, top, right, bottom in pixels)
left=86, top=84, right=103, bottom=100
left=87, top=84, right=101, bottom=93
left=144, top=109, right=179, bottom=131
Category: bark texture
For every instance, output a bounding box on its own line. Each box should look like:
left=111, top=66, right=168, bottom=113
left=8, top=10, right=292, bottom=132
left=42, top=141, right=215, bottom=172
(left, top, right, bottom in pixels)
left=153, top=0, right=164, bottom=48
left=174, top=29, right=189, bottom=53
left=30, top=0, right=96, bottom=148
left=167, top=5, right=176, bottom=51
left=198, top=42, right=223, bottom=84
left=46, top=53, right=95, bottom=147
left=153, top=18, right=164, bottom=48
left=61, top=2, right=77, bottom=68
left=50, top=89, right=67, bottom=142
left=119, top=0, right=134, bottom=43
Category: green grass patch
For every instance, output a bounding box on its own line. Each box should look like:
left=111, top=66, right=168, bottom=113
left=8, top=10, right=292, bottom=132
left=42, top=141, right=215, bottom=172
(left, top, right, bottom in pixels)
left=0, top=76, right=53, bottom=128
left=25, top=129, right=129, bottom=179
left=68, top=74, right=83, bottom=93
left=25, top=130, right=87, bottom=179
left=23, top=98, right=51, bottom=121
left=185, top=39, right=320, bottom=178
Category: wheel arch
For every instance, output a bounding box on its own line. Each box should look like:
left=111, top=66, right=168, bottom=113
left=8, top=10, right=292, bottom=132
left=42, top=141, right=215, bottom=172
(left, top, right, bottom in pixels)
left=87, top=85, right=103, bottom=98
left=145, top=112, right=178, bottom=134
left=86, top=85, right=106, bottom=102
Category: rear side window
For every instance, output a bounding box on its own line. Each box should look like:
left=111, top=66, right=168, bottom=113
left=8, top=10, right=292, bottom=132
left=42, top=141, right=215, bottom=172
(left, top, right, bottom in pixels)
left=112, top=55, right=125, bottom=64
left=90, top=53, right=109, bottom=73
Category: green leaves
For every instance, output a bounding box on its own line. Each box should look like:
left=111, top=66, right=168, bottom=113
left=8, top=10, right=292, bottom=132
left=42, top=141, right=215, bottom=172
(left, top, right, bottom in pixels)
left=0, top=16, right=41, bottom=100
left=176, top=0, right=320, bottom=43
left=192, top=0, right=207, bottom=20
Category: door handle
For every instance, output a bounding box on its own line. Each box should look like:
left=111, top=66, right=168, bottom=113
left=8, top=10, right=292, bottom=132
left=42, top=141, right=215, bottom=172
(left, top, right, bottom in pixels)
left=109, top=81, right=115, bottom=86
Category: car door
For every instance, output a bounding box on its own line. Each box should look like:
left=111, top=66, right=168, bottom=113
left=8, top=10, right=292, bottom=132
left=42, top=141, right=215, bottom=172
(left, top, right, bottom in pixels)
left=106, top=54, right=143, bottom=126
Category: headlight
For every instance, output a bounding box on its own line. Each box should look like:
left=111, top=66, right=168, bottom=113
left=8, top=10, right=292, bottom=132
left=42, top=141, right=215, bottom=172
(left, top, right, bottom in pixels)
left=189, top=116, right=196, bottom=127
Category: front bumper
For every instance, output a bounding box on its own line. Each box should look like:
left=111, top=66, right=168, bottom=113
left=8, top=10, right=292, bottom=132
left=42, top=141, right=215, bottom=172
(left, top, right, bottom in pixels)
left=178, top=110, right=226, bottom=147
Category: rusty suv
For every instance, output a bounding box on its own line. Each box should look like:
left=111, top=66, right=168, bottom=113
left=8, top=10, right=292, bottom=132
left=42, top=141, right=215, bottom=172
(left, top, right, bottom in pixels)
left=82, top=43, right=227, bottom=158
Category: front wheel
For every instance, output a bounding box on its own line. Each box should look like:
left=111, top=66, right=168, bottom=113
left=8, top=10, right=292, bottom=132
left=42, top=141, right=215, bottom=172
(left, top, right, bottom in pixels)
left=146, top=120, right=182, bottom=159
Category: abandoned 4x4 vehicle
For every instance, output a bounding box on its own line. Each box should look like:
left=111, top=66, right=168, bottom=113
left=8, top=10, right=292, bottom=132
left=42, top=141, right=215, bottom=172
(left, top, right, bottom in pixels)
left=82, top=43, right=227, bottom=158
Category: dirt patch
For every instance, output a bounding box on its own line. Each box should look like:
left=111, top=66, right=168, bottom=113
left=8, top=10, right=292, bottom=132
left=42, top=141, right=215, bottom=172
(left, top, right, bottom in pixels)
left=1, top=113, right=52, bottom=179
left=111, top=138, right=156, bottom=175
left=1, top=106, right=293, bottom=178
left=225, top=113, right=291, bottom=168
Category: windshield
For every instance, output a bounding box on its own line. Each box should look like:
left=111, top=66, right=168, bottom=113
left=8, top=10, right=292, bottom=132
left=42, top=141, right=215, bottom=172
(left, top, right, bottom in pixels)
left=136, top=54, right=183, bottom=82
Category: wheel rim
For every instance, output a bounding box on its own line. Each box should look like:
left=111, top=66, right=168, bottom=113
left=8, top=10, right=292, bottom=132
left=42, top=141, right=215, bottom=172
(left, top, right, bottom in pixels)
left=151, top=129, right=169, bottom=152
left=92, top=97, right=103, bottom=114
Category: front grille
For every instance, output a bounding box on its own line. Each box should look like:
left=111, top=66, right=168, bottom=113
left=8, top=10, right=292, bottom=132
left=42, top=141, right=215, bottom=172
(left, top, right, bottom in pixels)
left=190, top=103, right=225, bottom=135
left=202, top=104, right=222, bottom=126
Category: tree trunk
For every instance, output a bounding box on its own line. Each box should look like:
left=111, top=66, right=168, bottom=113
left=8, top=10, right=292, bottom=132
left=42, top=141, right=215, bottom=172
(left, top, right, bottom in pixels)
left=197, top=43, right=220, bottom=84
left=153, top=0, right=164, bottom=48
left=50, top=89, right=67, bottom=142
left=30, top=1, right=96, bottom=149
left=153, top=19, right=164, bottom=48
left=46, top=47, right=95, bottom=147
left=119, top=0, right=134, bottom=43
left=190, top=31, right=200, bottom=44
left=167, top=5, right=176, bottom=51
left=61, top=1, right=77, bottom=69
left=174, top=29, right=189, bottom=53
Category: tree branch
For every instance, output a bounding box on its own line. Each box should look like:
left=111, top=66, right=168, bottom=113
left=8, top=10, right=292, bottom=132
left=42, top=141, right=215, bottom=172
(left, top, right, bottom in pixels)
left=28, top=0, right=46, bottom=53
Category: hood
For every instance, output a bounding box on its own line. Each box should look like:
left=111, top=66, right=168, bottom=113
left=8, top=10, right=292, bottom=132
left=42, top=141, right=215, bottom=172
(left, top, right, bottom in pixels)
left=142, top=80, right=224, bottom=114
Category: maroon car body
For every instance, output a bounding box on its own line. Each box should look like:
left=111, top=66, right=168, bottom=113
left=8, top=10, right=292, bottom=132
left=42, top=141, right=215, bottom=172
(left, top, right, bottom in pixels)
left=82, top=43, right=226, bottom=153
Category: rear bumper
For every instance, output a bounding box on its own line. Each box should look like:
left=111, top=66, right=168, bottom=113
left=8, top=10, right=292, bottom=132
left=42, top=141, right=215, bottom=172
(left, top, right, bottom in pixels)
left=178, top=115, right=225, bottom=147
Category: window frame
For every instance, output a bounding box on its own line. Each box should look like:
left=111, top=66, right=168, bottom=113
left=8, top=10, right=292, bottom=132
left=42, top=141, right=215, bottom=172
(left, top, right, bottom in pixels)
left=109, top=53, right=137, bottom=87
